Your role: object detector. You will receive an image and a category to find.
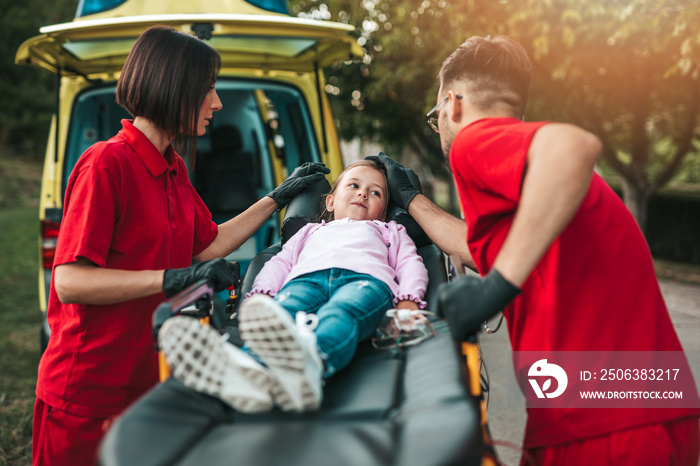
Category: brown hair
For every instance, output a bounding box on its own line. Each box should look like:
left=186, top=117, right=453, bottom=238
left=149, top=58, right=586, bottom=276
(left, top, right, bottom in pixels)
left=320, top=159, right=388, bottom=222
left=116, top=25, right=221, bottom=159
left=439, top=35, right=531, bottom=117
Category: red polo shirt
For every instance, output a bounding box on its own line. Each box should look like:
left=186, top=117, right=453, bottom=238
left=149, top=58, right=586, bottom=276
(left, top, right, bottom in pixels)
left=450, top=117, right=698, bottom=447
left=37, top=120, right=218, bottom=418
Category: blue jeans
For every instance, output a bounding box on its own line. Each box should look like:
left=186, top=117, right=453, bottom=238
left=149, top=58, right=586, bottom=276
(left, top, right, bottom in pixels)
left=274, top=268, right=393, bottom=378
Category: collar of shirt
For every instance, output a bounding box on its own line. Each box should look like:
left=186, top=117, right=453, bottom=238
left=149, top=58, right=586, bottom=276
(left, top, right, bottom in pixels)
left=118, top=119, right=179, bottom=177
left=326, top=218, right=386, bottom=226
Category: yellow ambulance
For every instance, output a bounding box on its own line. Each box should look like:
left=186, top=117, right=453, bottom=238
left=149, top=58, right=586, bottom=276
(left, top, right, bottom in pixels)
left=15, top=0, right=361, bottom=350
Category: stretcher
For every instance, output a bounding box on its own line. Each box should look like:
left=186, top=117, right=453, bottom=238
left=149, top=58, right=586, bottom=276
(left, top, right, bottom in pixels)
left=98, top=178, right=495, bottom=466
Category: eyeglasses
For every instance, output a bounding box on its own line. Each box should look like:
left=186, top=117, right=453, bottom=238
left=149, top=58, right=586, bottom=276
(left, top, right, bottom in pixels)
left=426, top=94, right=462, bottom=134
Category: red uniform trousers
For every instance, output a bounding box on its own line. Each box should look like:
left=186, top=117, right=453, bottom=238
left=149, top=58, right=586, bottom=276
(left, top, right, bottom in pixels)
left=33, top=398, right=109, bottom=466
left=522, top=417, right=700, bottom=466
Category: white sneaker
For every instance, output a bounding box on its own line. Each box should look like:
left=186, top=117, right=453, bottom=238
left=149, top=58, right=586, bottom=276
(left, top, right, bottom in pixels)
left=239, top=295, right=324, bottom=412
left=158, top=316, right=274, bottom=413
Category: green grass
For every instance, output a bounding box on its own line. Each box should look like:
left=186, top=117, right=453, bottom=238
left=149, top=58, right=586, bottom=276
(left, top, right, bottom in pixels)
left=0, top=206, right=41, bottom=465
left=0, top=156, right=41, bottom=209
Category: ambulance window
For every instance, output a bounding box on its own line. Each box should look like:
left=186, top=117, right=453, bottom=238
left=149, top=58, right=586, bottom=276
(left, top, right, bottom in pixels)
left=62, top=86, right=130, bottom=194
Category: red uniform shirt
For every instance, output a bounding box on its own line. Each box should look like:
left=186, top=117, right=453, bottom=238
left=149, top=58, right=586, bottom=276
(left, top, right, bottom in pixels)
left=37, top=120, right=218, bottom=418
left=450, top=117, right=698, bottom=447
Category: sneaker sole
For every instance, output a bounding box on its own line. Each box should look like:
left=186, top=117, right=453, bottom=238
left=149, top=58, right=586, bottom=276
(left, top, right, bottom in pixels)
left=239, top=297, right=321, bottom=412
left=159, top=317, right=273, bottom=413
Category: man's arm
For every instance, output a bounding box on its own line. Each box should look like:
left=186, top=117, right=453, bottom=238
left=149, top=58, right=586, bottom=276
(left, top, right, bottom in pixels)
left=407, top=194, right=475, bottom=270
left=493, top=123, right=602, bottom=286
left=368, top=153, right=475, bottom=270
left=438, top=123, right=602, bottom=340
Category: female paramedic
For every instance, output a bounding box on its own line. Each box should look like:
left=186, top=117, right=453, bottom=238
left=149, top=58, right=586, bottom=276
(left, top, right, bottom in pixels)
left=32, top=25, right=329, bottom=466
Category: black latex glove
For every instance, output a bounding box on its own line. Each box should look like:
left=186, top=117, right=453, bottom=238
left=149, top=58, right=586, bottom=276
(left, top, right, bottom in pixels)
left=437, top=269, right=521, bottom=341
left=163, top=258, right=237, bottom=298
left=267, top=162, right=330, bottom=209
left=365, top=153, right=421, bottom=210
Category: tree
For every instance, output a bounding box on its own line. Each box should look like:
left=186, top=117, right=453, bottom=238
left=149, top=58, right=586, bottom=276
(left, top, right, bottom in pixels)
left=512, top=0, right=700, bottom=231
left=0, top=0, right=76, bottom=159
left=291, top=0, right=461, bottom=187
left=290, top=0, right=700, bottom=231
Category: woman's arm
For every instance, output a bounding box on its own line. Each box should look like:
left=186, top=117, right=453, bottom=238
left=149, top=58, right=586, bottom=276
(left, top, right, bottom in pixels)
left=195, top=196, right=278, bottom=261
left=195, top=162, right=330, bottom=261
left=54, top=257, right=163, bottom=305
left=55, top=257, right=236, bottom=305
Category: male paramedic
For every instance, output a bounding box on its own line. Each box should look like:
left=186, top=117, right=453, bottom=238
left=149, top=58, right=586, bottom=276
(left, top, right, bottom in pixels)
left=372, top=35, right=700, bottom=465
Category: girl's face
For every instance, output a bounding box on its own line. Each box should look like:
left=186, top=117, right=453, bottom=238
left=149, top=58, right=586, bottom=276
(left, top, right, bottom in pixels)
left=197, top=85, right=223, bottom=136
left=326, top=165, right=388, bottom=221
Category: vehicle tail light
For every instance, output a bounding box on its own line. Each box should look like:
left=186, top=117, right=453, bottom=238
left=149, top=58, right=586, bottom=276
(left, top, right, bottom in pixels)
left=41, top=219, right=60, bottom=270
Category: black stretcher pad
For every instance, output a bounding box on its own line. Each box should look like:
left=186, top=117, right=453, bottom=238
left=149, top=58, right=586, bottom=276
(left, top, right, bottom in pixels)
left=99, top=329, right=483, bottom=466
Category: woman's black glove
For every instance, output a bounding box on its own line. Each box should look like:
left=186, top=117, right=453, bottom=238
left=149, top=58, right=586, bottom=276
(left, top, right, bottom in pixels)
left=267, top=162, right=330, bottom=209
left=365, top=153, right=421, bottom=210
left=163, top=258, right=237, bottom=297
left=437, top=269, right=521, bottom=341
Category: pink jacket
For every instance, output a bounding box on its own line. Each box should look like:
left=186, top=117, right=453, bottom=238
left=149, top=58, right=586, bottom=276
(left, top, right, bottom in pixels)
left=248, top=219, right=429, bottom=308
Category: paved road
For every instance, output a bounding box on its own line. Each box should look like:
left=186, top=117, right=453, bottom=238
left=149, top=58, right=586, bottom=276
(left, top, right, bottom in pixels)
left=479, top=279, right=700, bottom=465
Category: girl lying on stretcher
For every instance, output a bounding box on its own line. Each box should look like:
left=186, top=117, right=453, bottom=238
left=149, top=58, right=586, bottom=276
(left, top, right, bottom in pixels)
left=159, top=159, right=428, bottom=413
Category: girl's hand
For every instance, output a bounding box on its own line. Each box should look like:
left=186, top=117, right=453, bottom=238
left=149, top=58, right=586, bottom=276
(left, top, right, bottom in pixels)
left=396, top=299, right=419, bottom=310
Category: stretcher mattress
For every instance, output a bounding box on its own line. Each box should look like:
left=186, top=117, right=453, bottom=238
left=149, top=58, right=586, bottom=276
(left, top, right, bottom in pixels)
left=99, top=328, right=483, bottom=466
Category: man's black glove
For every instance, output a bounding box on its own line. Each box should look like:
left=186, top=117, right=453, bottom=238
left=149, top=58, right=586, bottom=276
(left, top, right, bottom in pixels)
left=365, top=153, right=421, bottom=210
left=437, top=269, right=521, bottom=341
left=163, top=258, right=237, bottom=298
left=267, top=162, right=330, bottom=209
